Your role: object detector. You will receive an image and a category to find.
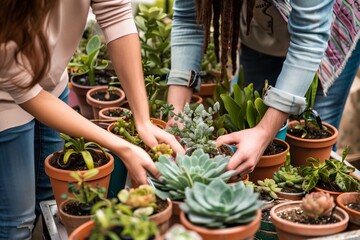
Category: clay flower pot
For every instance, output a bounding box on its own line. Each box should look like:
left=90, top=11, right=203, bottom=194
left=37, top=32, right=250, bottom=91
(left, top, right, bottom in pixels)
left=286, top=120, right=338, bottom=167
left=149, top=199, right=173, bottom=235
left=270, top=201, right=349, bottom=240
left=249, top=139, right=289, bottom=182
left=180, top=209, right=261, bottom=240
left=58, top=200, right=93, bottom=235
left=336, top=192, right=360, bottom=229
left=98, top=106, right=131, bottom=121
left=169, top=200, right=183, bottom=226
left=86, top=86, right=126, bottom=119
left=44, top=150, right=114, bottom=209
left=277, top=190, right=306, bottom=201
left=68, top=220, right=94, bottom=240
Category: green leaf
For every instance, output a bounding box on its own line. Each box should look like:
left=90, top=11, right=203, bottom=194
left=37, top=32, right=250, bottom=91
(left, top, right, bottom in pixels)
left=80, top=151, right=94, bottom=169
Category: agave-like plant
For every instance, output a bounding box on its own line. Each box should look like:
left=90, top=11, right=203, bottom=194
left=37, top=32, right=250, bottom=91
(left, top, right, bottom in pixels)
left=180, top=178, right=264, bottom=228
left=151, top=149, right=236, bottom=200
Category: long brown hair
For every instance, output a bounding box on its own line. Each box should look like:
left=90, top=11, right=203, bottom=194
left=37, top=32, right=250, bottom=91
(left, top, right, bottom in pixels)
left=195, top=0, right=255, bottom=80
left=0, top=0, right=57, bottom=89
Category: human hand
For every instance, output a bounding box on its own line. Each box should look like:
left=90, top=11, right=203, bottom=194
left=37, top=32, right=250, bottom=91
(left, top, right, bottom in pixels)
left=216, top=126, right=271, bottom=177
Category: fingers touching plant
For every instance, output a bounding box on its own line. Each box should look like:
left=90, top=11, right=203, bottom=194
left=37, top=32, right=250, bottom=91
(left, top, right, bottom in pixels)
left=300, top=192, right=335, bottom=220
left=152, top=149, right=236, bottom=200
left=59, top=133, right=107, bottom=170
left=180, top=178, right=264, bottom=228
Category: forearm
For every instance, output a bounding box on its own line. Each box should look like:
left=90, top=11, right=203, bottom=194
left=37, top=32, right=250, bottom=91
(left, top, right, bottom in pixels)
left=20, top=90, right=134, bottom=160
left=167, top=85, right=193, bottom=114
left=257, top=107, right=289, bottom=142
left=107, top=33, right=150, bottom=126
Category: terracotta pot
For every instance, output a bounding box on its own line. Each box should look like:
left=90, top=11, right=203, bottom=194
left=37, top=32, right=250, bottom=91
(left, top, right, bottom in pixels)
left=336, top=192, right=360, bottom=228
left=150, top=199, right=173, bottom=235
left=98, top=106, right=131, bottom=121
left=191, top=94, right=203, bottom=104
left=313, top=186, right=343, bottom=199
left=286, top=120, right=338, bottom=167
left=44, top=150, right=114, bottom=210
left=169, top=200, right=182, bottom=226
left=270, top=201, right=349, bottom=240
left=150, top=118, right=167, bottom=129
left=249, top=139, right=289, bottom=182
left=86, top=86, right=126, bottom=119
left=277, top=190, right=306, bottom=201
left=180, top=209, right=261, bottom=240
left=68, top=220, right=94, bottom=240
left=58, top=200, right=93, bottom=235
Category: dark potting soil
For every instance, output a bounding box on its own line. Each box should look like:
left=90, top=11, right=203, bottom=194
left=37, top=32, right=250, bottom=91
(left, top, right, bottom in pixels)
left=347, top=202, right=360, bottom=212
left=49, top=150, right=109, bottom=171
left=317, top=181, right=342, bottom=192
left=153, top=197, right=169, bottom=215
left=280, top=186, right=304, bottom=193
left=72, top=70, right=112, bottom=86
left=278, top=208, right=340, bottom=225
left=186, top=144, right=233, bottom=158
left=263, top=141, right=286, bottom=156
left=287, top=125, right=332, bottom=139
left=91, top=91, right=120, bottom=101
left=200, top=72, right=218, bottom=84
left=104, top=108, right=131, bottom=118
left=62, top=201, right=92, bottom=216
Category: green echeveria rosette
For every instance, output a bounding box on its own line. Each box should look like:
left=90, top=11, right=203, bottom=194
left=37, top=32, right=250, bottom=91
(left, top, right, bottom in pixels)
left=180, top=179, right=264, bottom=228
left=152, top=149, right=236, bottom=201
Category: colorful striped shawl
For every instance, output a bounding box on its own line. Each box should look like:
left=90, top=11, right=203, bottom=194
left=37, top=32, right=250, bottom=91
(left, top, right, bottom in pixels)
left=272, top=0, right=360, bottom=94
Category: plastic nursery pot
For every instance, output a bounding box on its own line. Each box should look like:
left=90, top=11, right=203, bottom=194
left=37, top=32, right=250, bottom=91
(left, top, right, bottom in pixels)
left=180, top=209, right=261, bottom=240
left=274, top=120, right=289, bottom=141
left=336, top=192, right=360, bottom=229
left=86, top=86, right=126, bottom=119
left=249, top=139, right=289, bottom=182
left=270, top=201, right=349, bottom=240
left=285, top=120, right=338, bottom=167
left=44, top=150, right=114, bottom=210
left=58, top=200, right=93, bottom=236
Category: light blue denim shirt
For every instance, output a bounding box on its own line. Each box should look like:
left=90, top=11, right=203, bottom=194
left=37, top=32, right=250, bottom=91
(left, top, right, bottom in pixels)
left=167, top=0, right=336, bottom=115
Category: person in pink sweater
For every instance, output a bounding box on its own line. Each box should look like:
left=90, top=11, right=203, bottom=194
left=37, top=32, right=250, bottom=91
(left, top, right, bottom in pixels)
left=0, top=1, right=184, bottom=238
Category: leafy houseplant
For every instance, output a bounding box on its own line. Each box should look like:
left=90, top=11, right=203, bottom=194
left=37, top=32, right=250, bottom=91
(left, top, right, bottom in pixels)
left=286, top=74, right=339, bottom=166
left=58, top=169, right=107, bottom=235
left=167, top=102, right=230, bottom=157
left=44, top=133, right=114, bottom=209
left=301, top=146, right=360, bottom=197
left=270, top=192, right=349, bottom=240
left=179, top=179, right=264, bottom=239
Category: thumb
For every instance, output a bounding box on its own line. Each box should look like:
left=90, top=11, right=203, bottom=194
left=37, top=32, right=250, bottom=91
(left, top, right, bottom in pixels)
left=216, top=132, right=238, bottom=147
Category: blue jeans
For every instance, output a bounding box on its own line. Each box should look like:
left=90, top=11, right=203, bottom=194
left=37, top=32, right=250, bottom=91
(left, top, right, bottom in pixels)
left=0, top=87, right=69, bottom=239
left=239, top=42, right=360, bottom=133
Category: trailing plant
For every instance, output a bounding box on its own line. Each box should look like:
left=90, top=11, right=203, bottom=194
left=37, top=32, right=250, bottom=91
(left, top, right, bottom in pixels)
left=167, top=102, right=226, bottom=155
left=135, top=4, right=171, bottom=78
left=150, top=149, right=236, bottom=201
left=245, top=179, right=281, bottom=201
left=59, top=133, right=108, bottom=170
left=301, top=146, right=360, bottom=192
left=61, top=169, right=106, bottom=212
left=273, top=153, right=304, bottom=191
left=117, top=185, right=157, bottom=218
left=300, top=192, right=335, bottom=220
left=180, top=178, right=264, bottom=228
left=68, top=35, right=109, bottom=86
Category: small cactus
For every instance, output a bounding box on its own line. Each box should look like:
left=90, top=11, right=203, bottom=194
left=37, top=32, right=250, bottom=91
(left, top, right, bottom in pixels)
left=300, top=192, right=335, bottom=219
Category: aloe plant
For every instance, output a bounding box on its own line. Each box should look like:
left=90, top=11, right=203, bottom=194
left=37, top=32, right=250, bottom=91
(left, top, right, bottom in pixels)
left=151, top=149, right=236, bottom=200
left=68, top=35, right=108, bottom=86
left=180, top=178, right=264, bottom=228
left=59, top=133, right=107, bottom=170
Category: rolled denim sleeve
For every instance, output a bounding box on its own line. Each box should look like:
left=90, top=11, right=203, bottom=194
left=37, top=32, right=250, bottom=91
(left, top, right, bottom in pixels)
left=167, top=0, right=204, bottom=92
left=264, top=0, right=336, bottom=114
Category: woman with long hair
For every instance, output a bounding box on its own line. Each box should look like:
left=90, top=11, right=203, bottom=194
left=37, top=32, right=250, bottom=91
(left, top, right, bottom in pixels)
left=0, top=1, right=184, bottom=238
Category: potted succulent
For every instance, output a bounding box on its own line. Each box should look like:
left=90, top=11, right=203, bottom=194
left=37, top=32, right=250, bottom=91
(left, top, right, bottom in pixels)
left=301, top=146, right=360, bottom=198
left=164, top=224, right=202, bottom=240
left=220, top=82, right=289, bottom=181
left=86, top=85, right=126, bottom=119
left=45, top=133, right=114, bottom=208
left=149, top=149, right=236, bottom=224
left=68, top=34, right=113, bottom=118
left=336, top=192, right=360, bottom=230
left=98, top=106, right=132, bottom=121
left=286, top=74, right=338, bottom=166
left=270, top=192, right=349, bottom=240
left=115, top=185, right=172, bottom=235
left=58, top=169, right=106, bottom=235
left=273, top=153, right=306, bottom=200
left=179, top=178, right=264, bottom=240
left=167, top=102, right=232, bottom=157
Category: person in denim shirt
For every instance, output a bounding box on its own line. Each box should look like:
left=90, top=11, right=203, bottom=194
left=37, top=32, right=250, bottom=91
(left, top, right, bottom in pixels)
left=166, top=0, right=338, bottom=177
